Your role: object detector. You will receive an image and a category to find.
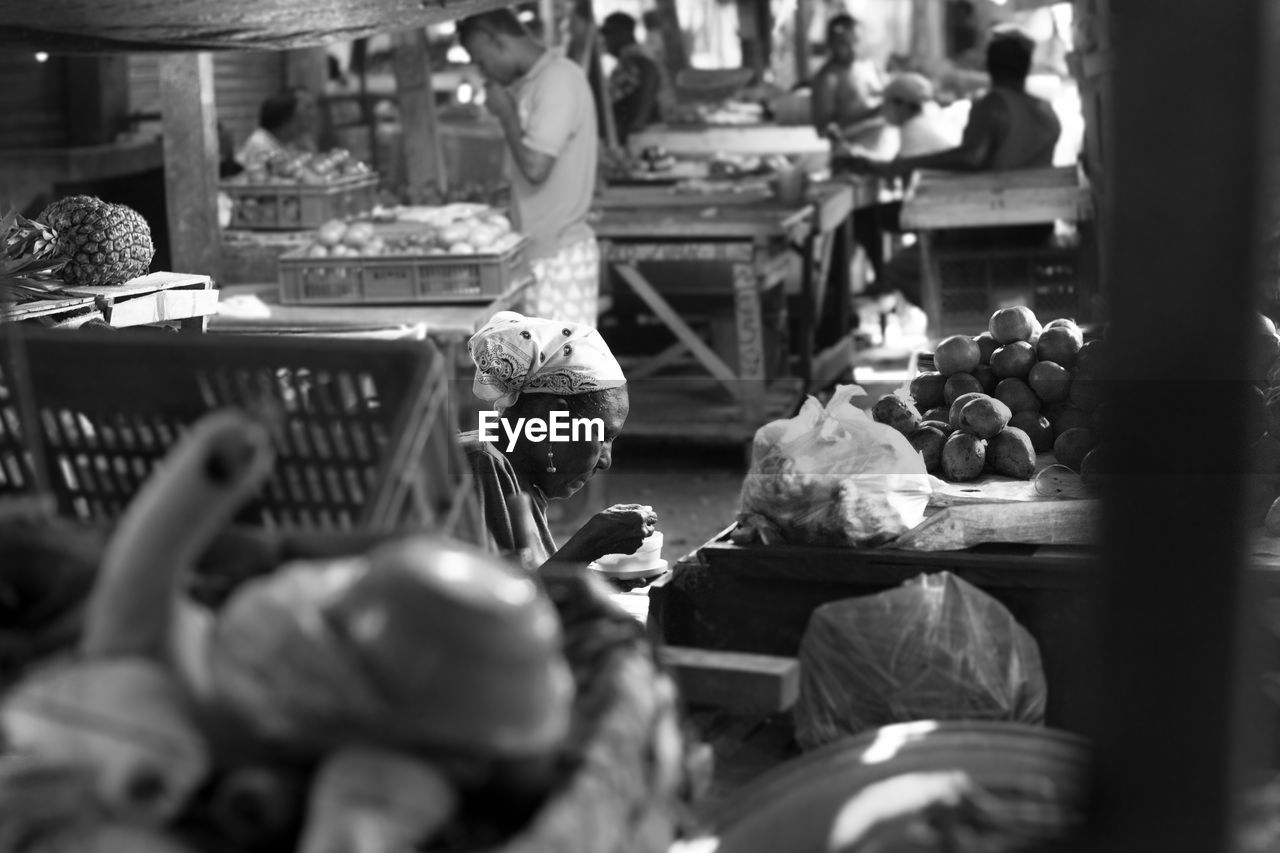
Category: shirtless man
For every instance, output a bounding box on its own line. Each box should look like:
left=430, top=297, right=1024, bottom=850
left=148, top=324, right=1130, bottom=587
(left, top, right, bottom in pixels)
left=811, top=15, right=886, bottom=143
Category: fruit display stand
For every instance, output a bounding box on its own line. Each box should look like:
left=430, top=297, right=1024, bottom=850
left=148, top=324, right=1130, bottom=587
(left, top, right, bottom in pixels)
left=0, top=272, right=218, bottom=333
left=221, top=173, right=381, bottom=231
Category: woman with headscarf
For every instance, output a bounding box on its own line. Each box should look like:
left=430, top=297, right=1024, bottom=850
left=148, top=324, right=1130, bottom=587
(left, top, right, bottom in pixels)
left=460, top=312, right=657, bottom=568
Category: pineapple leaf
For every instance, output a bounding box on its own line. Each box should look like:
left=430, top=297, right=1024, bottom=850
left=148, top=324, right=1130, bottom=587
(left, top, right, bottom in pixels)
left=0, top=209, right=18, bottom=240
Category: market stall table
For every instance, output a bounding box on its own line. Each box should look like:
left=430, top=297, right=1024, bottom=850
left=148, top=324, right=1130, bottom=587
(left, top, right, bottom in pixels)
left=1, top=272, right=218, bottom=332
left=591, top=180, right=861, bottom=444
left=627, top=124, right=830, bottom=162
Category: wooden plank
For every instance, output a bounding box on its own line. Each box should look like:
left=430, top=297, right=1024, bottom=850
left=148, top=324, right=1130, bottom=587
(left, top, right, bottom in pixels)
left=890, top=500, right=1102, bottom=551
left=61, top=271, right=214, bottom=298
left=159, top=53, right=221, bottom=280
left=658, top=646, right=801, bottom=715
left=0, top=0, right=531, bottom=52
left=391, top=27, right=447, bottom=202
left=626, top=124, right=830, bottom=159
left=102, top=289, right=220, bottom=328
left=901, top=167, right=1091, bottom=230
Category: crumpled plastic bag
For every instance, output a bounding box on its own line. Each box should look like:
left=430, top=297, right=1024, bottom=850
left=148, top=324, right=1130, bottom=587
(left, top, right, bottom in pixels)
left=737, top=385, right=933, bottom=548
left=794, top=572, right=1047, bottom=751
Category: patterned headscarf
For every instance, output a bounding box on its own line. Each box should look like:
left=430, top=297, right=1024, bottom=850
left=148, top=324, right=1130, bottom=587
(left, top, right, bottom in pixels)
left=467, top=311, right=626, bottom=412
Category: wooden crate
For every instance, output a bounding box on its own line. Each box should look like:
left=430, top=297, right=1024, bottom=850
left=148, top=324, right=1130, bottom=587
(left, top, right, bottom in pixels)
left=1, top=272, right=218, bottom=331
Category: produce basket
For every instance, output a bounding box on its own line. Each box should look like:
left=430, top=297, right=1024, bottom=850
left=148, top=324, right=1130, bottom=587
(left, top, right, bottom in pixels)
left=278, top=235, right=531, bottom=306
left=221, top=174, right=380, bottom=231
left=0, top=328, right=481, bottom=537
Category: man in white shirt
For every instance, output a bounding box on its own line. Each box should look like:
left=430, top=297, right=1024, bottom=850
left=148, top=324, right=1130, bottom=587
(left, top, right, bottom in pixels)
left=459, top=9, right=601, bottom=327
left=882, top=73, right=960, bottom=158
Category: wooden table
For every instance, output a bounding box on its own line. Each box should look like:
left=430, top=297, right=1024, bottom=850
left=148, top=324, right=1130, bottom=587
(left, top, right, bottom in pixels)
left=590, top=180, right=857, bottom=444
left=626, top=123, right=830, bottom=161
left=899, top=166, right=1095, bottom=337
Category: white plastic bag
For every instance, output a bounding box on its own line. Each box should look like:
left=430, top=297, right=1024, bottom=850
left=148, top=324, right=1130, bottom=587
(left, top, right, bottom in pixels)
left=737, top=385, right=933, bottom=547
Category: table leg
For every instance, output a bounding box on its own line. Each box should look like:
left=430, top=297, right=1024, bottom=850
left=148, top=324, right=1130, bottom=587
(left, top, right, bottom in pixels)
left=733, top=259, right=768, bottom=426
left=919, top=231, right=944, bottom=339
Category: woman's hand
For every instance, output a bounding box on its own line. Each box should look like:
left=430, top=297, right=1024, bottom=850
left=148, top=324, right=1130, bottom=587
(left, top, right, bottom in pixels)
left=553, top=504, right=657, bottom=565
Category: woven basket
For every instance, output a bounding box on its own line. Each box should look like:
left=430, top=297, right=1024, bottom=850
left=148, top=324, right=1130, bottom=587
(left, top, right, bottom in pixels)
left=0, top=539, right=702, bottom=853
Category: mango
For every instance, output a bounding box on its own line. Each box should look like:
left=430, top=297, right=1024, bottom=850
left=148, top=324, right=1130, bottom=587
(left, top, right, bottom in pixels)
left=943, top=373, right=984, bottom=405
left=948, top=392, right=988, bottom=428
left=941, top=432, right=986, bottom=482
left=909, top=373, right=947, bottom=411
left=959, top=396, right=1012, bottom=440
left=990, top=341, right=1036, bottom=380
left=1046, top=404, right=1092, bottom=439
left=920, top=419, right=957, bottom=437
left=933, top=335, right=982, bottom=376
left=872, top=394, right=921, bottom=437
left=987, top=427, right=1036, bottom=479
left=994, top=378, right=1040, bottom=414
left=1009, top=411, right=1054, bottom=453
left=1054, top=427, right=1097, bottom=472
left=973, top=331, right=999, bottom=365
left=973, top=364, right=998, bottom=395
left=908, top=425, right=948, bottom=474
left=1027, top=360, right=1070, bottom=404
left=922, top=406, right=950, bottom=423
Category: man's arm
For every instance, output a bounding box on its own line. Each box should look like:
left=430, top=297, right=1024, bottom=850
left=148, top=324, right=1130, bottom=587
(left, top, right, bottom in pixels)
left=881, top=93, right=1005, bottom=177
left=811, top=69, right=837, bottom=135
left=487, top=82, right=556, bottom=185
left=627, top=58, right=661, bottom=134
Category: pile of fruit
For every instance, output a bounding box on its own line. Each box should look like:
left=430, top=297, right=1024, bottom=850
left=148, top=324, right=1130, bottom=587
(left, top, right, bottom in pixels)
left=1, top=195, right=155, bottom=302
left=871, top=305, right=1108, bottom=485
left=301, top=211, right=521, bottom=260
left=228, top=148, right=374, bottom=187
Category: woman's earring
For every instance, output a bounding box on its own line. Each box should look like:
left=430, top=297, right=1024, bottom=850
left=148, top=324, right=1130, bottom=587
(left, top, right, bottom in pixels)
left=546, top=450, right=557, bottom=473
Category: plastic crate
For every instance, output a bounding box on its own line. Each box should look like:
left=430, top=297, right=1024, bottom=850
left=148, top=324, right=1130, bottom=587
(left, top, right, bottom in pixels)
left=221, top=174, right=380, bottom=231
left=932, top=242, right=1084, bottom=337
left=278, top=237, right=531, bottom=306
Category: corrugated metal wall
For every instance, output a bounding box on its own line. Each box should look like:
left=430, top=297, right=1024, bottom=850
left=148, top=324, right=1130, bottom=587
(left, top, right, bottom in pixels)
left=127, top=51, right=288, bottom=149
left=0, top=52, right=68, bottom=149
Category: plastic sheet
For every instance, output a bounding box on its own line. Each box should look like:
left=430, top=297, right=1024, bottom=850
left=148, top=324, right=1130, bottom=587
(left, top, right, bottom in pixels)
left=737, top=386, right=933, bottom=548
left=794, top=572, right=1047, bottom=751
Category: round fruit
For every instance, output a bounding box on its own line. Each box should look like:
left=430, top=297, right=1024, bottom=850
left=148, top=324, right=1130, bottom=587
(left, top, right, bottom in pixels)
left=449, top=242, right=477, bottom=255
left=1028, top=361, right=1071, bottom=404
left=949, top=392, right=989, bottom=427
left=943, top=373, right=984, bottom=405
left=305, top=244, right=329, bottom=258
left=934, top=335, right=982, bottom=376
left=959, top=396, right=1012, bottom=440
left=1047, top=404, right=1092, bottom=439
left=1261, top=313, right=1278, bottom=337
left=1009, top=411, right=1053, bottom=453
left=990, top=341, right=1036, bottom=380
left=1054, top=427, right=1097, bottom=471
left=872, top=394, right=922, bottom=437
left=987, top=427, right=1036, bottom=480
left=973, top=332, right=1000, bottom=365
left=909, top=372, right=947, bottom=411
left=921, top=407, right=950, bottom=423
left=989, top=306, right=1040, bottom=345
left=994, top=378, right=1040, bottom=414
left=1075, top=339, right=1107, bottom=374
left=920, top=419, right=957, bottom=437
left=908, top=426, right=948, bottom=474
left=316, top=219, right=347, bottom=248
left=1044, top=318, right=1080, bottom=331
left=1035, top=326, right=1083, bottom=369
left=342, top=222, right=376, bottom=246
left=941, top=432, right=986, bottom=482
left=973, top=364, right=998, bottom=395
left=1068, top=371, right=1103, bottom=412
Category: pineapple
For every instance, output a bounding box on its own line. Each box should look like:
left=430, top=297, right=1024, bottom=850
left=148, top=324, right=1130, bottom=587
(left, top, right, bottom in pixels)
left=37, top=195, right=155, bottom=287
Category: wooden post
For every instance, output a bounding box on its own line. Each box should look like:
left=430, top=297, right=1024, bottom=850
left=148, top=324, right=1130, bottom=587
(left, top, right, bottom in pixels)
left=793, top=0, right=811, bottom=86
left=392, top=27, right=447, bottom=202
left=159, top=53, right=220, bottom=285
left=653, top=0, right=688, bottom=78
left=65, top=56, right=129, bottom=146
left=910, top=0, right=947, bottom=78
left=539, top=0, right=558, bottom=46
left=1084, top=0, right=1275, bottom=851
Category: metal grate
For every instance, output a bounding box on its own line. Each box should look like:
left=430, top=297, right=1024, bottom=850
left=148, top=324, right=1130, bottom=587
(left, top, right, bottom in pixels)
left=0, top=330, right=481, bottom=538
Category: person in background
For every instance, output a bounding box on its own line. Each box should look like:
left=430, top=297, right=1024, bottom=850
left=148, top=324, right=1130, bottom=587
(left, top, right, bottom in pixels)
left=601, top=12, right=662, bottom=143
left=460, top=311, right=654, bottom=568
left=842, top=29, right=1062, bottom=316
left=458, top=9, right=601, bottom=327
left=842, top=72, right=961, bottom=285
left=217, top=123, right=244, bottom=179
left=641, top=9, right=678, bottom=121
left=811, top=15, right=886, bottom=144
left=235, top=89, right=319, bottom=170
